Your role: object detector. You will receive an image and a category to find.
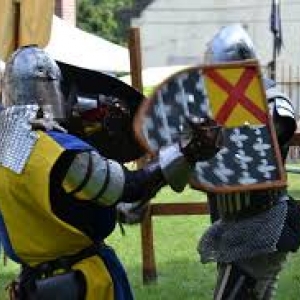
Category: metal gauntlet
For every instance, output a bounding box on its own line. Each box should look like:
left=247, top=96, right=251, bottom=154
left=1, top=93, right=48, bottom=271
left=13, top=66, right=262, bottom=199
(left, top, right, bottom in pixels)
left=159, top=143, right=192, bottom=192
left=179, top=115, right=223, bottom=164
left=160, top=115, right=223, bottom=192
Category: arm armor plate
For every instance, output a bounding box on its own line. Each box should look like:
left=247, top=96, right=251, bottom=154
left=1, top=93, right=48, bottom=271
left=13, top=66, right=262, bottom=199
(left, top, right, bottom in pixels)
left=266, top=87, right=297, bottom=149
left=62, top=151, right=125, bottom=206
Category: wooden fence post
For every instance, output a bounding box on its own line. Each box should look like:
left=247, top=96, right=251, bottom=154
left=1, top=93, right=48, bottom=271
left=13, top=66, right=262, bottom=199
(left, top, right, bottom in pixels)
left=141, top=205, right=157, bottom=284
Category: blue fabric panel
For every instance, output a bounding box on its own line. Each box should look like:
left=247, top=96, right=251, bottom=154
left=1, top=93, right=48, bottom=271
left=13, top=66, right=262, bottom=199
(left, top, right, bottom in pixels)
left=99, top=246, right=134, bottom=300
left=0, top=212, right=21, bottom=263
left=47, top=131, right=94, bottom=151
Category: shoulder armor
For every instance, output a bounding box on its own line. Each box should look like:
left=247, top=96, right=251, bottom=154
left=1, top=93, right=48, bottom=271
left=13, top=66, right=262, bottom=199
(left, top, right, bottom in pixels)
left=266, top=87, right=296, bottom=121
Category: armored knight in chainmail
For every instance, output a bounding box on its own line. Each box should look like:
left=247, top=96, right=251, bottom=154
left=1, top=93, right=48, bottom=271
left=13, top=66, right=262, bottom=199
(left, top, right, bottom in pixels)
left=198, top=24, right=300, bottom=299
left=0, top=46, right=222, bottom=300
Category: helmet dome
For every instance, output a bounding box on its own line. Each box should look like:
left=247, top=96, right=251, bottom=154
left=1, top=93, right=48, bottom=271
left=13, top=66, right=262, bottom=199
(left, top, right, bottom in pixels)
left=2, top=45, right=65, bottom=120
left=204, top=24, right=257, bottom=63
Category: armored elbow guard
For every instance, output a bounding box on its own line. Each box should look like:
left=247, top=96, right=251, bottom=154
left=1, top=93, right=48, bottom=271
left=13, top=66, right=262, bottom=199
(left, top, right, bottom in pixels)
left=267, top=87, right=295, bottom=120
left=62, top=151, right=125, bottom=206
left=267, top=87, right=297, bottom=144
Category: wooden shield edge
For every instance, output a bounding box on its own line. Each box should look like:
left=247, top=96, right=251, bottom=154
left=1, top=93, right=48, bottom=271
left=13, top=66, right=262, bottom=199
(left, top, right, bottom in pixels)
left=133, top=60, right=287, bottom=193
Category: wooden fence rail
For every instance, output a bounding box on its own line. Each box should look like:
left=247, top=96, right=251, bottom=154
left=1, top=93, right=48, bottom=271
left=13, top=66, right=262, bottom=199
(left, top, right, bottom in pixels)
left=140, top=133, right=300, bottom=284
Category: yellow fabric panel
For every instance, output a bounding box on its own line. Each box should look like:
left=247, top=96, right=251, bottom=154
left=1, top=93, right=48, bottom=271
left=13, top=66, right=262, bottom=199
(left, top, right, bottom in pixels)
left=0, top=131, right=91, bottom=266
left=0, top=0, right=54, bottom=61
left=73, top=255, right=114, bottom=300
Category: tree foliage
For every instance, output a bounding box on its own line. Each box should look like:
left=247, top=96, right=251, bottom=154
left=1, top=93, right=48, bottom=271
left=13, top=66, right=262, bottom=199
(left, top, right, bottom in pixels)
left=77, top=0, right=134, bottom=45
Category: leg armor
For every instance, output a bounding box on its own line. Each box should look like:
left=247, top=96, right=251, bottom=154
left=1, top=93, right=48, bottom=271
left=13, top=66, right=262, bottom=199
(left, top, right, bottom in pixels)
left=214, top=252, right=287, bottom=300
left=237, top=252, right=287, bottom=300
left=214, top=263, right=257, bottom=300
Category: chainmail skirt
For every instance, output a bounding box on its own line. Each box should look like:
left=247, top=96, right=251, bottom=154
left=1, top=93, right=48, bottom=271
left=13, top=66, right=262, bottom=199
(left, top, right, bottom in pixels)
left=198, top=199, right=288, bottom=264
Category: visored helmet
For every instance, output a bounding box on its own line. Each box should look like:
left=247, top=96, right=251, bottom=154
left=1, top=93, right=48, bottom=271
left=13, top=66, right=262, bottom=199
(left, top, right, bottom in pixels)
left=204, top=24, right=257, bottom=63
left=2, top=45, right=65, bottom=120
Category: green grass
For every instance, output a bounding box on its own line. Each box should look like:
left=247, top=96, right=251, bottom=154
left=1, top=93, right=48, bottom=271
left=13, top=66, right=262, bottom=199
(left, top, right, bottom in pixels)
left=1, top=171, right=300, bottom=299
left=0, top=257, right=19, bottom=300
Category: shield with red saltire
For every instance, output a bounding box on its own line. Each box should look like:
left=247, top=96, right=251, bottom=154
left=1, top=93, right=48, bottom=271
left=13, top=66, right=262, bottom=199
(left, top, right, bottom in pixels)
left=134, top=60, right=286, bottom=193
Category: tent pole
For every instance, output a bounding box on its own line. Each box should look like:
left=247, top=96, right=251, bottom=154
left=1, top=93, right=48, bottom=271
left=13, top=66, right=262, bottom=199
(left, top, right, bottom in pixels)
left=14, top=0, right=21, bottom=50
left=128, top=27, right=143, bottom=92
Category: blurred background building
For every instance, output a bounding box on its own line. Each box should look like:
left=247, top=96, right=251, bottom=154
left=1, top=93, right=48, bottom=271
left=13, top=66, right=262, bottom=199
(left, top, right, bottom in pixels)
left=55, top=0, right=76, bottom=25
left=129, top=0, right=300, bottom=71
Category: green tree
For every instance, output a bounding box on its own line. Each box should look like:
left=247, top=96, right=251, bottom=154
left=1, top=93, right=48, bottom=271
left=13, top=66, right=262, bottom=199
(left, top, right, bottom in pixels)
left=77, top=0, right=134, bottom=45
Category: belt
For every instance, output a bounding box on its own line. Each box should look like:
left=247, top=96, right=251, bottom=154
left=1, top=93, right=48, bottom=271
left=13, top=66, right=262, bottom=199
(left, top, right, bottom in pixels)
left=226, top=196, right=278, bottom=221
left=21, top=243, right=101, bottom=281
left=215, top=190, right=283, bottom=221
left=9, top=243, right=101, bottom=300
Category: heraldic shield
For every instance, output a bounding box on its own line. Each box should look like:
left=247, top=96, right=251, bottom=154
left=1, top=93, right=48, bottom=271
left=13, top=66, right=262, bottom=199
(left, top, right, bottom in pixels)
left=134, top=60, right=286, bottom=193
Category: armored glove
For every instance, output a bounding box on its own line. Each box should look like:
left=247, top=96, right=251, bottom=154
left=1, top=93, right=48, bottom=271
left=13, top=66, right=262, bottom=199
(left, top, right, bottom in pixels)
left=116, top=159, right=164, bottom=225
left=116, top=201, right=149, bottom=225
left=116, top=115, right=223, bottom=225
left=158, top=114, right=223, bottom=192
left=179, top=115, right=223, bottom=164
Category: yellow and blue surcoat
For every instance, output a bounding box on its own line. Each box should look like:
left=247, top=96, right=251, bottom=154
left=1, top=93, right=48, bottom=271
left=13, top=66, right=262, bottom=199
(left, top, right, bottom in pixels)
left=0, top=130, right=133, bottom=300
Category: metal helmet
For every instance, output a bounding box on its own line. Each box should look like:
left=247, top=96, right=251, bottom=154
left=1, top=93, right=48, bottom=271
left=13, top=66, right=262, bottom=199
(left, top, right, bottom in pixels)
left=204, top=24, right=257, bottom=63
left=2, top=45, right=65, bottom=120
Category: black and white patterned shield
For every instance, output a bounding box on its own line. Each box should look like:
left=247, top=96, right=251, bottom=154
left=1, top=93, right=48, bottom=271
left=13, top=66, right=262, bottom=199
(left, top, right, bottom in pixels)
left=134, top=62, right=286, bottom=193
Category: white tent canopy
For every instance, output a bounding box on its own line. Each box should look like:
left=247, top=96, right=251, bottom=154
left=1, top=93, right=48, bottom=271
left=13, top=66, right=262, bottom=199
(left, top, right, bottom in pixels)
left=45, top=16, right=130, bottom=73
left=120, top=65, right=190, bottom=88
left=0, top=60, right=4, bottom=72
